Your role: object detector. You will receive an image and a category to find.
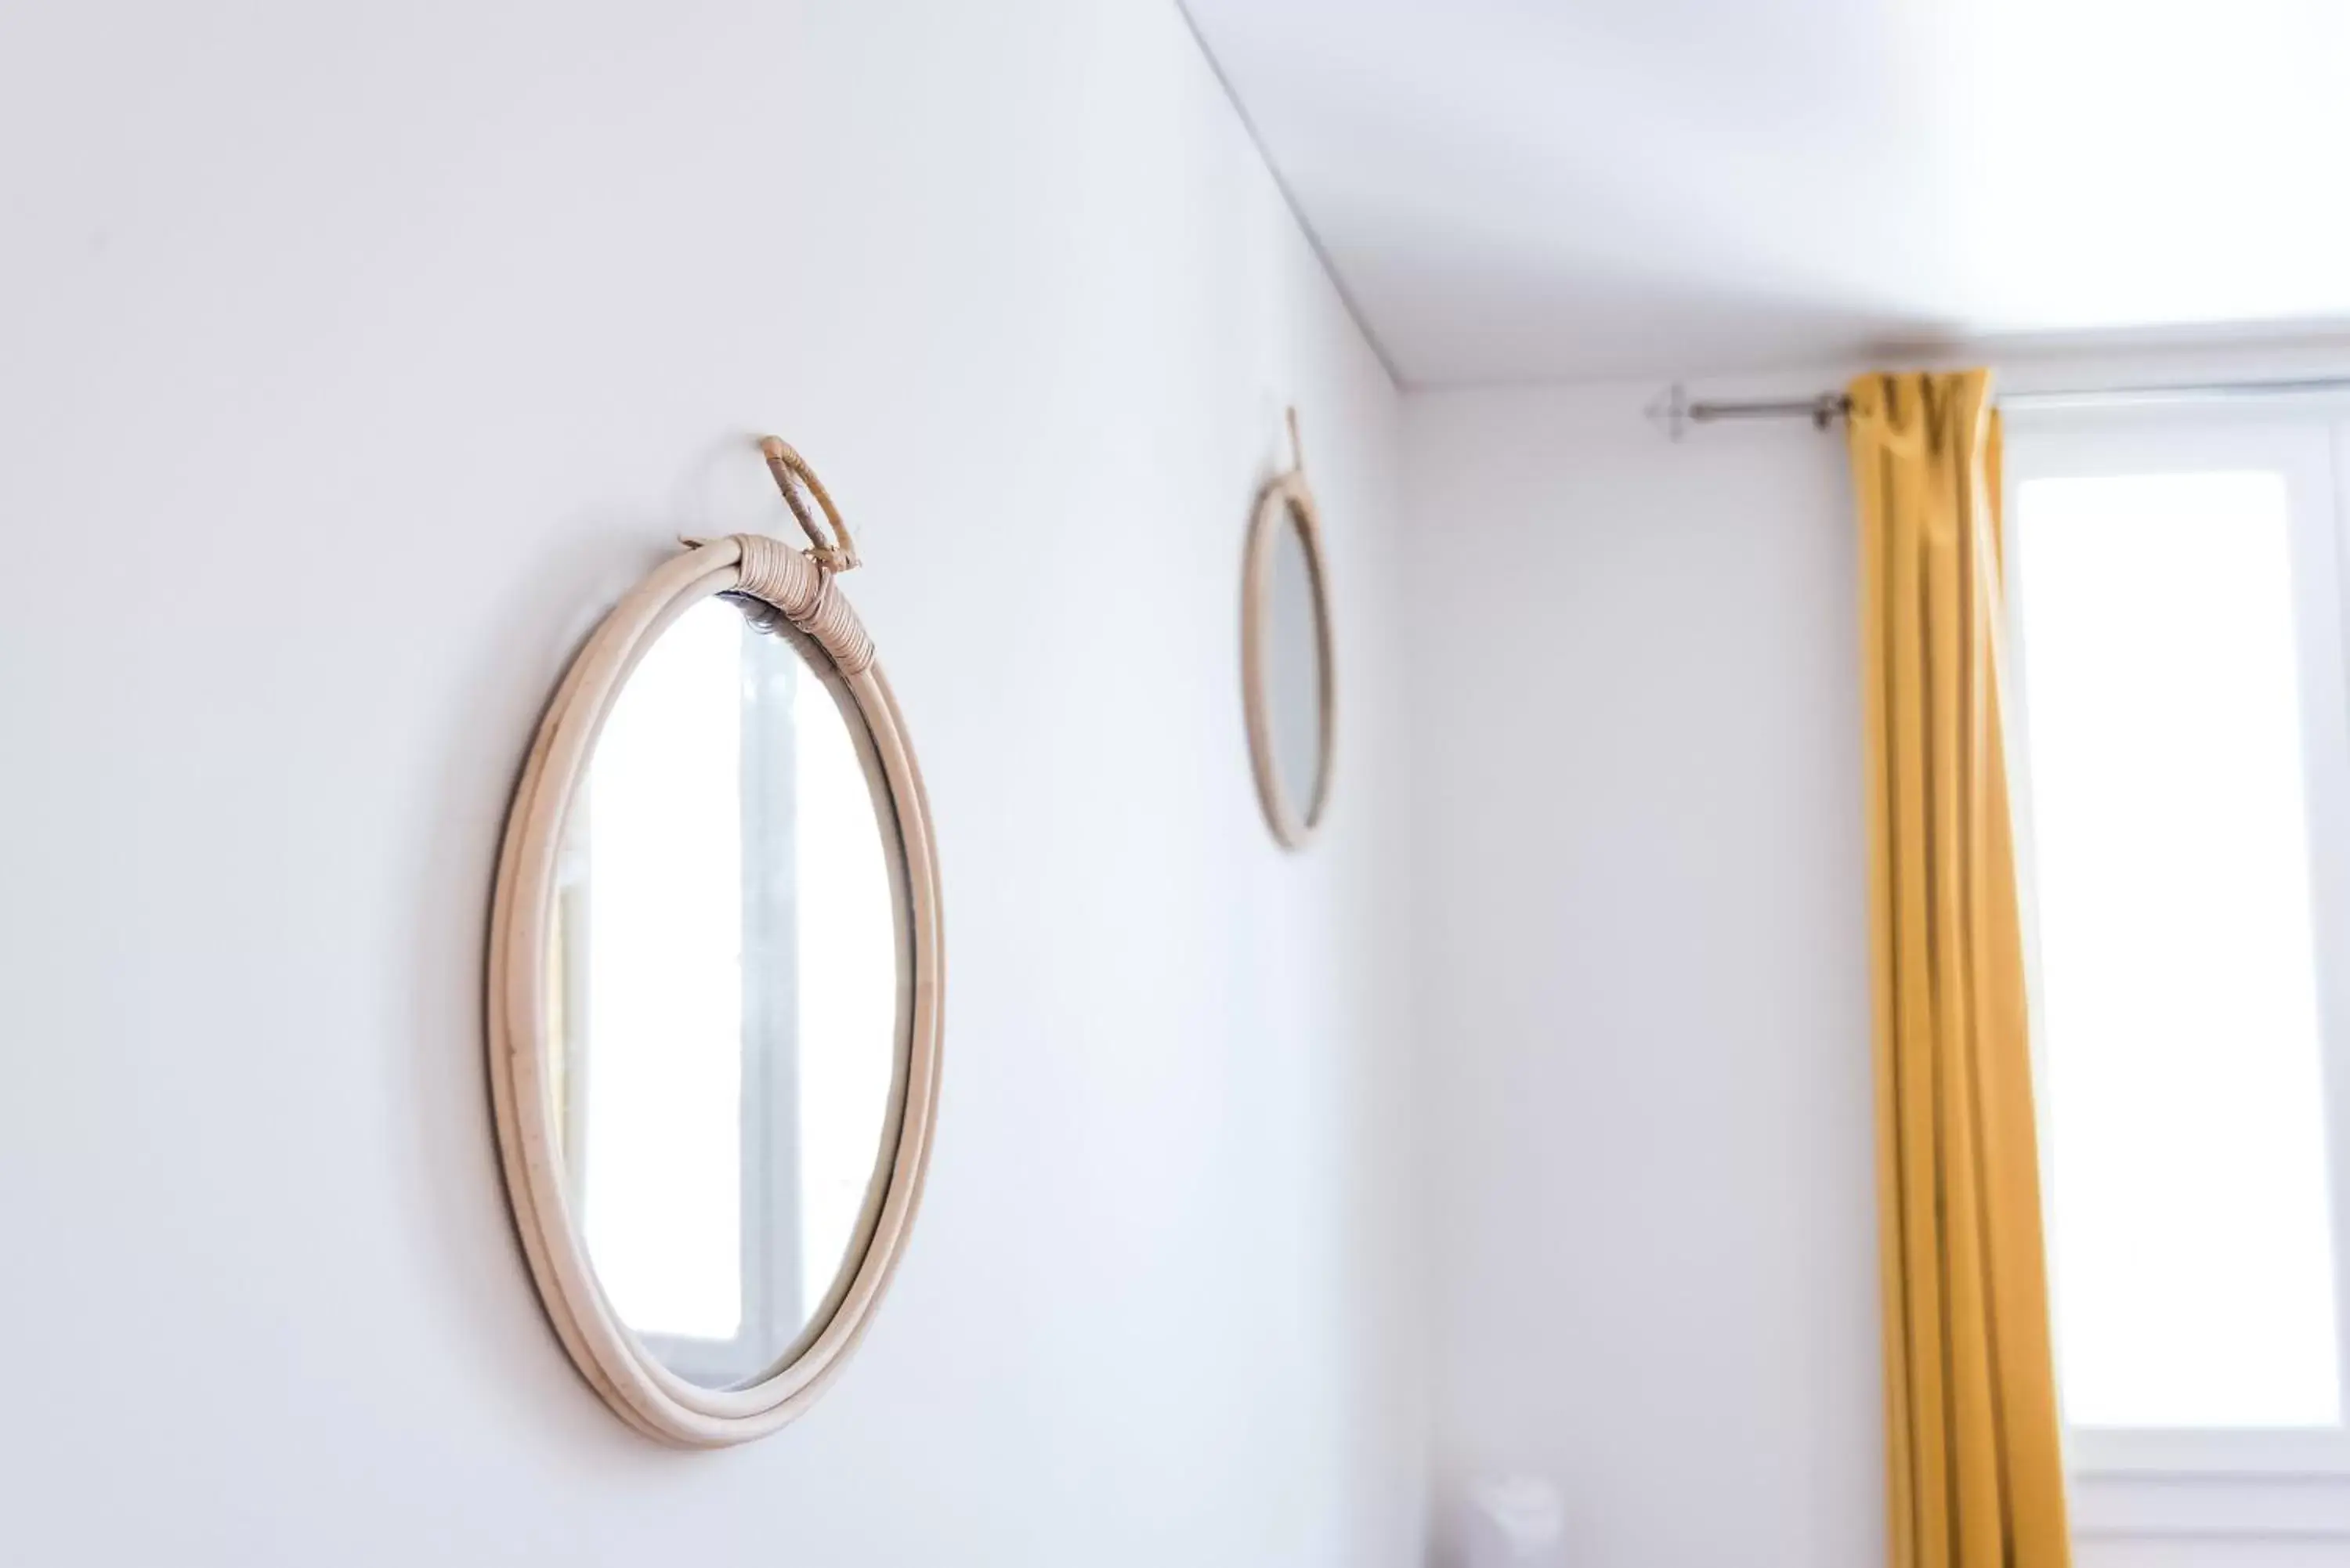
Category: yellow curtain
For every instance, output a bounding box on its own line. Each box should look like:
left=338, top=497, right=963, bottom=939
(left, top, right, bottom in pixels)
left=1848, top=370, right=2070, bottom=1568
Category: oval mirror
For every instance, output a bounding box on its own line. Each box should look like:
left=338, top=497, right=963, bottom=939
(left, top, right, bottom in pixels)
left=490, top=446, right=941, bottom=1447
left=1242, top=421, right=1335, bottom=848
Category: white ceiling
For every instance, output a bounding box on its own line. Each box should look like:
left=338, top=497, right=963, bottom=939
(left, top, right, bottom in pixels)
left=1182, top=0, right=2350, bottom=386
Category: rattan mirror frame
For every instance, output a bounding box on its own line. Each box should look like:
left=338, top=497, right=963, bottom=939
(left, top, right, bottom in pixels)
left=486, top=522, right=942, bottom=1449
left=1241, top=446, right=1336, bottom=850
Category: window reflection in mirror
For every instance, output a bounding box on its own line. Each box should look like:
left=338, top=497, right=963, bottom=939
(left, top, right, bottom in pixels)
left=1269, top=506, right=1326, bottom=811
left=545, top=595, right=904, bottom=1390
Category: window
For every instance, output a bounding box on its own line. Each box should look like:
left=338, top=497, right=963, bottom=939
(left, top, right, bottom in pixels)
left=2006, top=414, right=2350, bottom=1536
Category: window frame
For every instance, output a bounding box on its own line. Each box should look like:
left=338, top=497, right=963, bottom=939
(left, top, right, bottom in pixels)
left=2001, top=406, right=2350, bottom=1535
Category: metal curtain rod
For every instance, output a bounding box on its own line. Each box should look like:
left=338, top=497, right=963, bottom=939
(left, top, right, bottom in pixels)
left=1647, top=376, right=2350, bottom=440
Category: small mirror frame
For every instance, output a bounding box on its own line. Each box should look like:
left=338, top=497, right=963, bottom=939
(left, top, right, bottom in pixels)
left=1241, top=452, right=1336, bottom=850
left=487, top=531, right=943, bottom=1448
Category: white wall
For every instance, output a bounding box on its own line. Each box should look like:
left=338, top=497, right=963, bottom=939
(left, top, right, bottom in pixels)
left=1404, top=381, right=1885, bottom=1568
left=0, top=3, right=1422, bottom=1563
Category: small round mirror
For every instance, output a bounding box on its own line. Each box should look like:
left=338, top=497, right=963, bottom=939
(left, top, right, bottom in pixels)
left=548, top=595, right=905, bottom=1391
left=490, top=499, right=942, bottom=1449
left=1243, top=451, right=1335, bottom=848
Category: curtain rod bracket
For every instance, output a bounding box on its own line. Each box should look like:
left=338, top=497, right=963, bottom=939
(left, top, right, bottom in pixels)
left=1644, top=383, right=1692, bottom=442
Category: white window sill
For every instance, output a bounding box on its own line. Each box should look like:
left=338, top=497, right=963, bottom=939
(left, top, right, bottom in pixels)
left=2070, top=1470, right=2350, bottom=1540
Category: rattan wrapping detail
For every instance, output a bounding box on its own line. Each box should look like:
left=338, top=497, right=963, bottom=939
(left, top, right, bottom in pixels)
left=730, top=532, right=876, bottom=676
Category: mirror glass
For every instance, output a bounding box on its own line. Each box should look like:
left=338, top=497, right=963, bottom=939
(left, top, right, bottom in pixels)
left=546, top=594, right=907, bottom=1390
left=1267, top=504, right=1328, bottom=811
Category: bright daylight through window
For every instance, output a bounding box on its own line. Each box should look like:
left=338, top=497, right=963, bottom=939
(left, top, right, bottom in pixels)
left=2012, top=439, right=2350, bottom=1452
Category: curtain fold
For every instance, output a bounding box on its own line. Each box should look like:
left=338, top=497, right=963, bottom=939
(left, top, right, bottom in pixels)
left=1848, top=370, right=2070, bottom=1568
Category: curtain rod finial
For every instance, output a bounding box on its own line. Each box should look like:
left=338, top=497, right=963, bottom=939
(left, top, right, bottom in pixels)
left=1645, top=383, right=1690, bottom=442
